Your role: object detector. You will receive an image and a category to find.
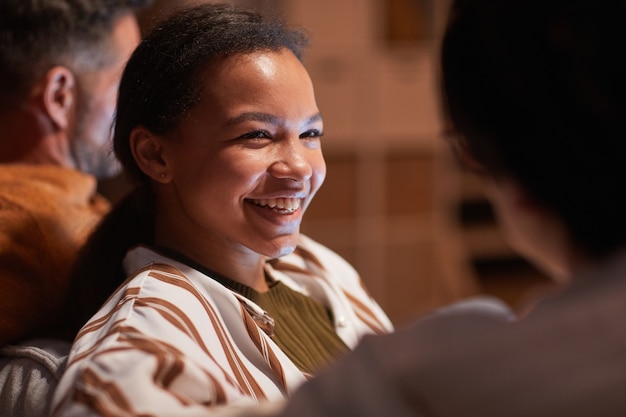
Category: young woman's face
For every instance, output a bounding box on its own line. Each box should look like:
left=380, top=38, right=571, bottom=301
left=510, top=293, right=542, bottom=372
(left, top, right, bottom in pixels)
left=160, top=49, right=325, bottom=259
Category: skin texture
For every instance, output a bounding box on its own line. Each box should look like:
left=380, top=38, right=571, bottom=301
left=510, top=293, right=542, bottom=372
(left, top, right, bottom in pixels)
left=132, top=49, right=326, bottom=291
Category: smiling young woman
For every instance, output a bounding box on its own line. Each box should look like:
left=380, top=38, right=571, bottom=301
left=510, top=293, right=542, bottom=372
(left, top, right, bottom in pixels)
left=52, top=4, right=392, bottom=416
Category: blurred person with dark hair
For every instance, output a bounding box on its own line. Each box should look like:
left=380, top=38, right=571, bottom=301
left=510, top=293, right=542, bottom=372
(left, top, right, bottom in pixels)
left=0, top=0, right=150, bottom=415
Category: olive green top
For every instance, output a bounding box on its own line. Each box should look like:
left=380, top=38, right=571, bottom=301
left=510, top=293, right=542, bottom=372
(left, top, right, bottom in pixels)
left=228, top=278, right=349, bottom=375
left=156, top=247, right=349, bottom=375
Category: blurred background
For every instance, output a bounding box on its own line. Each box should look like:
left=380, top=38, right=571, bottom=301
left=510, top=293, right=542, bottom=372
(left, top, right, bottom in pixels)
left=101, top=0, right=553, bottom=326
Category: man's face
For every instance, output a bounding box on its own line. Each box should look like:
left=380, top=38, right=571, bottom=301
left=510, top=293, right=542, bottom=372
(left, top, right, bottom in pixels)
left=72, top=13, right=141, bottom=179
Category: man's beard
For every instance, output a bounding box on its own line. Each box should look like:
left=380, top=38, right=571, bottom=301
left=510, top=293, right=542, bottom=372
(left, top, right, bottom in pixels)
left=71, top=138, right=122, bottom=179
left=71, top=96, right=122, bottom=179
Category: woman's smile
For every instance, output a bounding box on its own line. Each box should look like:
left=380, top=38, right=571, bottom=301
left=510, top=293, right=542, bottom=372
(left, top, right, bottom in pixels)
left=248, top=197, right=302, bottom=214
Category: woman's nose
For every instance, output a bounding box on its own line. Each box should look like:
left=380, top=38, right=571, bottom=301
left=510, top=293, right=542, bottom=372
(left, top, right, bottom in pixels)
left=268, top=138, right=314, bottom=181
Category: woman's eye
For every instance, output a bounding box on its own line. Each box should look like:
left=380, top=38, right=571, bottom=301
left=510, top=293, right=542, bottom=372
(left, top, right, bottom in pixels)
left=300, top=129, right=324, bottom=139
left=239, top=130, right=270, bottom=140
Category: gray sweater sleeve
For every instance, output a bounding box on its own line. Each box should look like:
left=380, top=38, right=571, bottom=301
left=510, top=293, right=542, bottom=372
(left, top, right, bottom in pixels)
left=0, top=339, right=70, bottom=417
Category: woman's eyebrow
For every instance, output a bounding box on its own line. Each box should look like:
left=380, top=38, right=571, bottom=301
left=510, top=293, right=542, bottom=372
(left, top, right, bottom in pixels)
left=226, top=112, right=281, bottom=126
left=226, top=112, right=323, bottom=126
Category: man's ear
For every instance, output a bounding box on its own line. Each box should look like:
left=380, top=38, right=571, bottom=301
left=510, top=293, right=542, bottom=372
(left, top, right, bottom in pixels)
left=42, top=66, right=76, bottom=130
left=130, top=126, right=171, bottom=183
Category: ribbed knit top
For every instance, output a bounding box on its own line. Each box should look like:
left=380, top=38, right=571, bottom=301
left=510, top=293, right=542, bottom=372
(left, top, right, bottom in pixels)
left=227, top=279, right=349, bottom=375
left=156, top=247, right=349, bottom=375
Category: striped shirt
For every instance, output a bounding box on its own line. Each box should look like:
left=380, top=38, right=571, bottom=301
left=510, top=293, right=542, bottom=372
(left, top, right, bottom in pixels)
left=50, top=235, right=393, bottom=416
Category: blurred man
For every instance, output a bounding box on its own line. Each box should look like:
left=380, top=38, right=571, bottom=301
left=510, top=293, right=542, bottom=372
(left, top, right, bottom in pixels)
left=0, top=0, right=150, bottom=346
left=0, top=1, right=149, bottom=415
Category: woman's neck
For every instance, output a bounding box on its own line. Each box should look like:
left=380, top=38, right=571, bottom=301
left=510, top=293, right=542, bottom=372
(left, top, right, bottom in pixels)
left=153, top=236, right=269, bottom=292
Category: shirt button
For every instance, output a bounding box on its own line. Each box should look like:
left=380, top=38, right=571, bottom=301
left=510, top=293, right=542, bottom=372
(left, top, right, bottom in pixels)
left=336, top=316, right=349, bottom=327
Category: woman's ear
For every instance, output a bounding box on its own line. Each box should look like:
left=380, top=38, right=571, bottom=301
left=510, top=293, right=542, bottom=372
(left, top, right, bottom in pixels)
left=42, top=66, right=76, bottom=130
left=130, top=126, right=171, bottom=183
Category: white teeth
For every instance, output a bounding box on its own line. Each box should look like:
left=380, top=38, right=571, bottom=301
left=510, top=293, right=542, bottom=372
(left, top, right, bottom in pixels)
left=251, top=198, right=301, bottom=213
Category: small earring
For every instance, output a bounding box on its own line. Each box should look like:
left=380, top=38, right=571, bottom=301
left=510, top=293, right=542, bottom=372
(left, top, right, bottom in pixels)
left=160, top=173, right=166, bottom=179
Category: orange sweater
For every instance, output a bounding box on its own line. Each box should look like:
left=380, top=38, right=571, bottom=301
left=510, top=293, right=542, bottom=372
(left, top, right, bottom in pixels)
left=0, top=165, right=109, bottom=345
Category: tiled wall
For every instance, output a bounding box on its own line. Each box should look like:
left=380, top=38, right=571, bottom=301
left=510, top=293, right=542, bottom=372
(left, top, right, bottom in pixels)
left=300, top=147, right=480, bottom=325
